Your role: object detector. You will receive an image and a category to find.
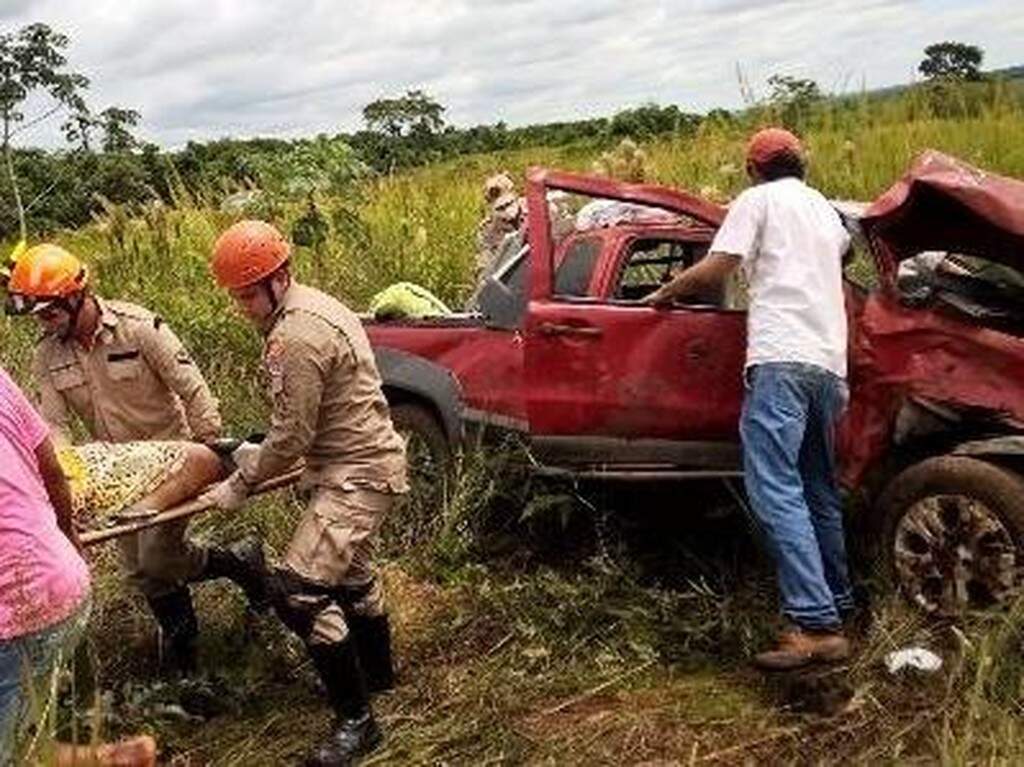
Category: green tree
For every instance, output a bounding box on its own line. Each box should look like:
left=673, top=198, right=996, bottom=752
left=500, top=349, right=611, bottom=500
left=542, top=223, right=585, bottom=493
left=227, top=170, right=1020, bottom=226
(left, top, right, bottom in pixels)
left=919, top=41, right=984, bottom=81
left=0, top=23, right=89, bottom=238
left=99, top=106, right=141, bottom=152
left=251, top=135, right=368, bottom=279
left=608, top=103, right=700, bottom=139
left=767, top=74, right=823, bottom=128
left=362, top=89, right=446, bottom=138
left=253, top=135, right=367, bottom=201
left=62, top=106, right=141, bottom=154
left=361, top=89, right=447, bottom=170
left=62, top=108, right=100, bottom=151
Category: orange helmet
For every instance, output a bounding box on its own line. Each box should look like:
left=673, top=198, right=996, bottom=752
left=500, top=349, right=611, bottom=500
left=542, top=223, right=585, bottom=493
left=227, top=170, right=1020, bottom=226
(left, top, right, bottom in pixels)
left=211, top=220, right=291, bottom=289
left=8, top=243, right=89, bottom=299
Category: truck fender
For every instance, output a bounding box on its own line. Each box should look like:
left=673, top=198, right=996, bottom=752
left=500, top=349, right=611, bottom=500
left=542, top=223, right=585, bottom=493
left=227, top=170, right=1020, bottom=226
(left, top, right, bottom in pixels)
left=953, top=435, right=1024, bottom=459
left=374, top=347, right=464, bottom=445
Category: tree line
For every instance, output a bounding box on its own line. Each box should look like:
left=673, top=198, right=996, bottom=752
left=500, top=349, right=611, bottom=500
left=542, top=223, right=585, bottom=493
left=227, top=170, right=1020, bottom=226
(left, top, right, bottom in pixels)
left=0, top=26, right=1007, bottom=240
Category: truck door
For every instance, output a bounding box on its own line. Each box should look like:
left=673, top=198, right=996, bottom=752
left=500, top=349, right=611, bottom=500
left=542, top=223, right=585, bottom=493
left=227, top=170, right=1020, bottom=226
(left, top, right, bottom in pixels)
left=524, top=233, right=746, bottom=461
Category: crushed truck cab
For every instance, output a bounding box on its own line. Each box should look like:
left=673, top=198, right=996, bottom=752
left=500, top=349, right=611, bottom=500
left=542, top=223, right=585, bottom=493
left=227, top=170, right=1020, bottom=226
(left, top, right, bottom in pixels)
left=368, top=153, right=1024, bottom=616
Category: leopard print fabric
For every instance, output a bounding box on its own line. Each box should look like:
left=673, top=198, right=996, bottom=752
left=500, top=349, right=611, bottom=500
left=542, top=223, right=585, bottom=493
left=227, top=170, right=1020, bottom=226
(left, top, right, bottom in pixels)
left=58, top=441, right=188, bottom=525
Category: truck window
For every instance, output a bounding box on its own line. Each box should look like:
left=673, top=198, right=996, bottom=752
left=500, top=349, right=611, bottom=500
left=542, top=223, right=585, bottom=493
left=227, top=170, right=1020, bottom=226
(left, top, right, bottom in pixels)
left=614, top=239, right=706, bottom=302
left=553, top=237, right=601, bottom=297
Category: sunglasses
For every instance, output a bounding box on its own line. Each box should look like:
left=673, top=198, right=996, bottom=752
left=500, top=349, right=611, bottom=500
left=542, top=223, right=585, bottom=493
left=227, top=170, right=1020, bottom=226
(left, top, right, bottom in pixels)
left=4, top=293, right=64, bottom=317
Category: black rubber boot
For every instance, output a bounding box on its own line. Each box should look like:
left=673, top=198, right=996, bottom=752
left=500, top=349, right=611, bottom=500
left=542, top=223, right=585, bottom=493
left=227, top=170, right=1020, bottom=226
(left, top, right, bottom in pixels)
left=196, top=536, right=270, bottom=612
left=304, top=638, right=382, bottom=767
left=348, top=614, right=395, bottom=693
left=147, top=588, right=199, bottom=676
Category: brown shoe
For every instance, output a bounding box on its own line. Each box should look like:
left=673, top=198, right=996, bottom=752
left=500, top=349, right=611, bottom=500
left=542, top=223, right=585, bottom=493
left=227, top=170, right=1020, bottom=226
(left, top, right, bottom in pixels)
left=754, top=627, right=850, bottom=671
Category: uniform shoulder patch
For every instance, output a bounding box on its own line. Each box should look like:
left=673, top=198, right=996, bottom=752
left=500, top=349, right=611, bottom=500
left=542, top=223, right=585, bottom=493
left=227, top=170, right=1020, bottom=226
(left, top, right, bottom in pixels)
left=264, top=337, right=286, bottom=366
left=264, top=337, right=286, bottom=395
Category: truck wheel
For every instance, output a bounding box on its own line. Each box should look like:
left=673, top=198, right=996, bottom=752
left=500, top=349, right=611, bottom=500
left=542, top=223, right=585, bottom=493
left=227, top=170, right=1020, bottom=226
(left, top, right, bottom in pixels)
left=878, top=455, right=1024, bottom=615
left=383, top=403, right=453, bottom=556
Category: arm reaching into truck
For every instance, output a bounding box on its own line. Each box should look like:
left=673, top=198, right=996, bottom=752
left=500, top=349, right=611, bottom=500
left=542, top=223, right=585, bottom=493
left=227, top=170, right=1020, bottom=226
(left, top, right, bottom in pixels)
left=643, top=252, right=740, bottom=307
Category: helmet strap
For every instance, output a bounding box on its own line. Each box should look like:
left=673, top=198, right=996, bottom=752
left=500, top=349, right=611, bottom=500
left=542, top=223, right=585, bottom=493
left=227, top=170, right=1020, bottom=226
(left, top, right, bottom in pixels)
left=60, top=292, right=87, bottom=343
left=262, top=280, right=278, bottom=313
left=261, top=263, right=290, bottom=314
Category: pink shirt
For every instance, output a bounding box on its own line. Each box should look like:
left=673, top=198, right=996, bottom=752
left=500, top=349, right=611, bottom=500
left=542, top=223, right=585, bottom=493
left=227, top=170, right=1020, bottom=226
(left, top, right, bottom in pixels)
left=0, top=366, right=90, bottom=640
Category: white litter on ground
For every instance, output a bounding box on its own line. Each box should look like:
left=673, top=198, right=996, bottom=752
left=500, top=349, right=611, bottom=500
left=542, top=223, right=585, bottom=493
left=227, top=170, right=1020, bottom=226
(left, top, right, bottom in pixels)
left=885, top=647, right=943, bottom=674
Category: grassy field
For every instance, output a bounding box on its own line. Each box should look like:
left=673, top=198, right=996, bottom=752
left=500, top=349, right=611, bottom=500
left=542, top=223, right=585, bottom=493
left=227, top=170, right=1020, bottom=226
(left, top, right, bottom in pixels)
left=4, top=83, right=1024, bottom=764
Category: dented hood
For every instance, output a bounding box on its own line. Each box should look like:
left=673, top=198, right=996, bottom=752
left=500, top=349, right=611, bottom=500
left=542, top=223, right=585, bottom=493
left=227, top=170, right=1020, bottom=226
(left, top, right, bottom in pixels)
left=861, top=150, right=1024, bottom=270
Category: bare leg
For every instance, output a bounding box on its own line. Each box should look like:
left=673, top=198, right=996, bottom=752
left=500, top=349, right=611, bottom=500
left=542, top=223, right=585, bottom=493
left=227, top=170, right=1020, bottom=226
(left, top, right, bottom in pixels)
left=130, top=443, right=226, bottom=513
left=118, top=443, right=227, bottom=595
left=121, top=443, right=269, bottom=616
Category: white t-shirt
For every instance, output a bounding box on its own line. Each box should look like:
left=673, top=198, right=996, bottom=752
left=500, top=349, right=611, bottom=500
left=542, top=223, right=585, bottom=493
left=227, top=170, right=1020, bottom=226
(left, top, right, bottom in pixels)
left=710, top=177, right=850, bottom=377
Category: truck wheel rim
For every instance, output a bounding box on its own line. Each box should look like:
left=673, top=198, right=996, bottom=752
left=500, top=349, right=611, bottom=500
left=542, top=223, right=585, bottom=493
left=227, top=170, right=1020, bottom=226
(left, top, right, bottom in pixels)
left=893, top=494, right=1018, bottom=615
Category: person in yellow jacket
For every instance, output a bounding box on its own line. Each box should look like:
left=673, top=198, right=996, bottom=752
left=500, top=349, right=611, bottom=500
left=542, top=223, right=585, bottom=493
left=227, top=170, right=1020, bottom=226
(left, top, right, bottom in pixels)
left=203, top=220, right=407, bottom=767
left=4, top=243, right=260, bottom=674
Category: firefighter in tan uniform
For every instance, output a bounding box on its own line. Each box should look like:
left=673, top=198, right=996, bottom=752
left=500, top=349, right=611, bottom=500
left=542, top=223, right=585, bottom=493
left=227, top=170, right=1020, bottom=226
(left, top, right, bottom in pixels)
left=476, top=172, right=522, bottom=279
left=204, top=220, right=406, bottom=767
left=5, top=243, right=260, bottom=674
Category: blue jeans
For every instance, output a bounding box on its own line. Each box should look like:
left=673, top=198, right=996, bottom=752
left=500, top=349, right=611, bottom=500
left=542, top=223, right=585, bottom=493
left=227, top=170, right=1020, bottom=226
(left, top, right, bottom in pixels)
left=740, top=363, right=854, bottom=631
left=0, top=597, right=91, bottom=765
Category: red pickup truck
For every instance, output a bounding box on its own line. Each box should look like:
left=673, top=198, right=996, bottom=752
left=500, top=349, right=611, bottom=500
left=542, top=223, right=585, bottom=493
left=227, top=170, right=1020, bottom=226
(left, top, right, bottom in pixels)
left=366, top=152, right=1024, bottom=616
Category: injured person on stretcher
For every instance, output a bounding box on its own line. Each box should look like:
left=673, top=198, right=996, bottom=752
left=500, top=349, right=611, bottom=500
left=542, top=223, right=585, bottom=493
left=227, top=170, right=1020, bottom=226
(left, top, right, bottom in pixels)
left=58, top=440, right=227, bottom=529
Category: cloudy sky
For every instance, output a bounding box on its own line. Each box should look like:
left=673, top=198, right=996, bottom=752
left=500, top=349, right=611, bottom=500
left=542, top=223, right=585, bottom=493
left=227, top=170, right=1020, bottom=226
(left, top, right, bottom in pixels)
left=3, top=0, right=1021, bottom=149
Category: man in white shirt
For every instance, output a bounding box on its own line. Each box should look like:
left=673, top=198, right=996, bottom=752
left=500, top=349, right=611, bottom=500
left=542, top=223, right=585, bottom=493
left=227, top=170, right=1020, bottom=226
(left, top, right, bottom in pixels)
left=646, top=128, right=854, bottom=670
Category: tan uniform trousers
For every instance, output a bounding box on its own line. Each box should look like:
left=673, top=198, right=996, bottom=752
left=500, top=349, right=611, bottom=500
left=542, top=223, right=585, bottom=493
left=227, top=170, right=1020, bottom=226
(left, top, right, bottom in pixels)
left=283, top=484, right=394, bottom=645
left=119, top=519, right=207, bottom=598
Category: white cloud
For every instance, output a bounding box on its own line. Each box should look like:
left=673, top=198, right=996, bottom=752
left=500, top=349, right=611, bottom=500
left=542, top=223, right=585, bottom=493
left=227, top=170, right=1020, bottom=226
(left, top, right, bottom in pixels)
left=4, top=0, right=1020, bottom=149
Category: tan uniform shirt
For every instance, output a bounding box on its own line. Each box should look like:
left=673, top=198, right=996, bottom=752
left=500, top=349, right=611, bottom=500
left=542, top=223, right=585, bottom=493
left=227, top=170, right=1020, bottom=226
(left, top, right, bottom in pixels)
left=33, top=297, right=222, bottom=443
left=476, top=215, right=517, bottom=279
left=242, top=282, right=407, bottom=492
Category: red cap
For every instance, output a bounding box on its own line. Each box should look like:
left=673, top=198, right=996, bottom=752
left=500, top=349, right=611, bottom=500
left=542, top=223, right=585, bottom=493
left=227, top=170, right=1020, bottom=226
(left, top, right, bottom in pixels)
left=746, top=127, right=803, bottom=166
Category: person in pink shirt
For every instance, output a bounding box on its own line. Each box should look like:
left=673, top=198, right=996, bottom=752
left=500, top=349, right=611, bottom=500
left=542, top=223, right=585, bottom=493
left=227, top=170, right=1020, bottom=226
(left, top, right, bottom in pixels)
left=0, top=364, right=154, bottom=766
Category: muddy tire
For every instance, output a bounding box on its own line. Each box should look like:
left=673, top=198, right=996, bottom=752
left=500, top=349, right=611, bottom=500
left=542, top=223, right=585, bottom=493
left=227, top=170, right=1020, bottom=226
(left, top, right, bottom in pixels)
left=878, top=455, right=1024, bottom=615
left=381, top=403, right=453, bottom=557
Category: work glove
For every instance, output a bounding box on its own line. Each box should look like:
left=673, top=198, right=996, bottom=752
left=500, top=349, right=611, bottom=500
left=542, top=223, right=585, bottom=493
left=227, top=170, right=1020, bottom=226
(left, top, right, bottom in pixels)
left=231, top=440, right=262, bottom=476
left=201, top=471, right=251, bottom=511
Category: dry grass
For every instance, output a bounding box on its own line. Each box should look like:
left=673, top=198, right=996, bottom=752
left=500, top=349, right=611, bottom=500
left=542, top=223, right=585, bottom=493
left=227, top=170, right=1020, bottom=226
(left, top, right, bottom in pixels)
left=20, top=470, right=1024, bottom=766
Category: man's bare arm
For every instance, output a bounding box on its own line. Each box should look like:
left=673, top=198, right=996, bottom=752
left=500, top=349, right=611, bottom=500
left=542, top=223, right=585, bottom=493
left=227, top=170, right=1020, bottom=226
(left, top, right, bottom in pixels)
left=643, top=252, right=740, bottom=307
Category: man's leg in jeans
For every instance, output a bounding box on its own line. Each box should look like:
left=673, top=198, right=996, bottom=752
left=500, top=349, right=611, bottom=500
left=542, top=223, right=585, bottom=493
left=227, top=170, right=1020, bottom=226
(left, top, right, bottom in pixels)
left=740, top=364, right=840, bottom=631
left=799, top=372, right=854, bottom=617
